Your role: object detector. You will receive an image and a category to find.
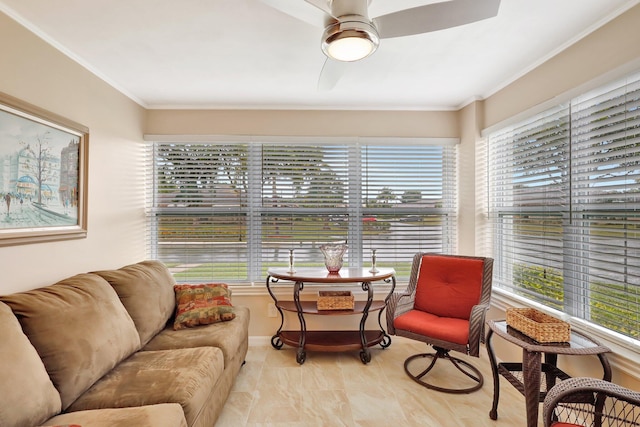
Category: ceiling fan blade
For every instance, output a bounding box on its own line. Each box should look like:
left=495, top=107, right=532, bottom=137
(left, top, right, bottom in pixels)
left=259, top=0, right=332, bottom=28
left=318, top=58, right=347, bottom=91
left=373, top=0, right=501, bottom=39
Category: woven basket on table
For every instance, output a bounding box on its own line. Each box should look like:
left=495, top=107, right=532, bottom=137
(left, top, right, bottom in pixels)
left=317, top=291, right=354, bottom=310
left=506, top=308, right=570, bottom=343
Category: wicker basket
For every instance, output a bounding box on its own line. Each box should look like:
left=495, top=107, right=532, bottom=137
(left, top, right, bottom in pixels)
left=317, top=291, right=354, bottom=310
left=506, top=308, right=570, bottom=343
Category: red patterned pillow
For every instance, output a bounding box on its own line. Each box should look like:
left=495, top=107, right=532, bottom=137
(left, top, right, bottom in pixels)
left=173, top=284, right=235, bottom=330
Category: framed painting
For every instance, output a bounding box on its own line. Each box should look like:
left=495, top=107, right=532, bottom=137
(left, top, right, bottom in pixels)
left=0, top=91, right=88, bottom=246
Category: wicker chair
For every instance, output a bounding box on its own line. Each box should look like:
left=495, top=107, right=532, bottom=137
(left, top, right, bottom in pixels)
left=386, top=252, right=493, bottom=393
left=543, top=377, right=640, bottom=427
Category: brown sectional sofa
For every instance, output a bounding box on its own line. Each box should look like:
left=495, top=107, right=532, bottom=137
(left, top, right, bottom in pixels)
left=0, top=260, right=250, bottom=427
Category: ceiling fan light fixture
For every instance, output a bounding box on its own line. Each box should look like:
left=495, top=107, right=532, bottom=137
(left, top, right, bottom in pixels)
left=321, top=18, right=379, bottom=62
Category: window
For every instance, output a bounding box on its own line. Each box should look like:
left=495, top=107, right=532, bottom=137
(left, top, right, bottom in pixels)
left=147, top=138, right=458, bottom=283
left=488, top=71, right=640, bottom=341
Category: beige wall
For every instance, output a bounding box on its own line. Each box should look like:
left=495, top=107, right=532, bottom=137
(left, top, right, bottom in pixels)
left=146, top=109, right=458, bottom=138
left=456, top=101, right=484, bottom=256
left=484, top=4, right=640, bottom=129
left=0, top=12, right=147, bottom=294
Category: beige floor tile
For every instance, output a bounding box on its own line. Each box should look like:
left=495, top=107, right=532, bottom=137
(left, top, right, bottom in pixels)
left=300, top=389, right=355, bottom=427
left=246, top=388, right=302, bottom=424
left=264, top=347, right=305, bottom=368
left=233, top=360, right=263, bottom=392
left=300, top=364, right=346, bottom=390
left=347, top=387, right=408, bottom=424
left=216, top=341, right=543, bottom=426
left=215, top=391, right=253, bottom=426
left=342, top=363, right=391, bottom=391
left=256, top=366, right=304, bottom=393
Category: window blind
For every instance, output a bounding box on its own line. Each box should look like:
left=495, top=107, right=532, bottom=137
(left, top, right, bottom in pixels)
left=147, top=140, right=457, bottom=284
left=568, top=74, right=640, bottom=336
left=488, top=106, right=570, bottom=308
left=487, top=70, right=640, bottom=341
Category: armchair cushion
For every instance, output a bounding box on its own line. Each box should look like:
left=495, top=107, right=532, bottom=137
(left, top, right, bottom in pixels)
left=414, top=255, right=484, bottom=319
left=393, top=310, right=470, bottom=345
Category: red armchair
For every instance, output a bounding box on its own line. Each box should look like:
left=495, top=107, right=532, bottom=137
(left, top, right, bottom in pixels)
left=386, top=252, right=493, bottom=393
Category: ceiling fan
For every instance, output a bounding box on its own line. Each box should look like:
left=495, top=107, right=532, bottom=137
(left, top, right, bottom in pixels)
left=260, top=0, right=501, bottom=90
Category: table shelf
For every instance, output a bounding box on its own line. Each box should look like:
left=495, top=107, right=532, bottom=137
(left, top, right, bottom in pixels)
left=279, top=330, right=385, bottom=352
left=277, top=300, right=386, bottom=315
left=498, top=362, right=571, bottom=400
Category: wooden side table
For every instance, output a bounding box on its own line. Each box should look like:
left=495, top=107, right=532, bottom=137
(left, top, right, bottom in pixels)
left=486, top=319, right=611, bottom=427
left=266, top=267, right=396, bottom=364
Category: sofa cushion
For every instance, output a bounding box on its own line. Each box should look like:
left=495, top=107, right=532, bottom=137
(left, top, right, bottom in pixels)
left=0, top=274, right=140, bottom=410
left=144, top=305, right=250, bottom=368
left=93, top=260, right=176, bottom=346
left=173, top=283, right=235, bottom=330
left=67, top=347, right=224, bottom=427
left=41, top=403, right=187, bottom=427
left=0, top=301, right=62, bottom=427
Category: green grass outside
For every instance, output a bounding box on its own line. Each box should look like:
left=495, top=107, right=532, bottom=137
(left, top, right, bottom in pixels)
left=157, top=215, right=444, bottom=242
left=513, top=263, right=639, bottom=340
left=171, top=261, right=413, bottom=281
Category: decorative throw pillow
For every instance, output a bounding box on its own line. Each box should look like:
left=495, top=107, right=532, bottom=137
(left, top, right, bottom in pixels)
left=173, top=284, right=236, bottom=330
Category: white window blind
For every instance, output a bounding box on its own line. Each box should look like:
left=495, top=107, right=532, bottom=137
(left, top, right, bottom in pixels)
left=569, top=74, right=640, bottom=336
left=488, top=70, right=640, bottom=341
left=147, top=140, right=457, bottom=283
left=488, top=105, right=570, bottom=308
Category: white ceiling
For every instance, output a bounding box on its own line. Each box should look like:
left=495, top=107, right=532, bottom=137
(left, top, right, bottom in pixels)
left=1, top=0, right=638, bottom=110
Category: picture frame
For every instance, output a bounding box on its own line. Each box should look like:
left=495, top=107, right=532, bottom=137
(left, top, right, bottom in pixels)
left=0, top=91, right=89, bottom=246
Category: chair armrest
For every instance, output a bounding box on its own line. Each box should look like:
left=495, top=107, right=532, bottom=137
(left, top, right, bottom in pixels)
left=467, top=303, right=489, bottom=356
left=385, top=291, right=414, bottom=335
left=543, top=377, right=640, bottom=427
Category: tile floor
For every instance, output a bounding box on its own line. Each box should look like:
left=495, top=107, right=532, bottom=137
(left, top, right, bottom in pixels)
left=215, top=337, right=541, bottom=426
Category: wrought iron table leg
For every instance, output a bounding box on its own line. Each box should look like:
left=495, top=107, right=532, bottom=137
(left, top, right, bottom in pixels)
left=377, top=275, right=396, bottom=348
left=293, top=280, right=307, bottom=364
left=266, top=274, right=284, bottom=349
left=358, top=281, right=373, bottom=364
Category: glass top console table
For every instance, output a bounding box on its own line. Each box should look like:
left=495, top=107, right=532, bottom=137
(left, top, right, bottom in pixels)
left=266, top=267, right=396, bottom=364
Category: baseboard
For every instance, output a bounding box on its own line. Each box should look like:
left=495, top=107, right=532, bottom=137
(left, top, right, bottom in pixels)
left=249, top=336, right=272, bottom=347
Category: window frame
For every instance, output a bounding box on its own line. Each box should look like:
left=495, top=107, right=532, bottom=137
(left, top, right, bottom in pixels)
left=486, top=70, right=640, bottom=350
left=146, top=136, right=459, bottom=284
